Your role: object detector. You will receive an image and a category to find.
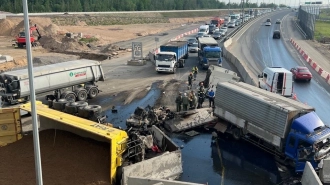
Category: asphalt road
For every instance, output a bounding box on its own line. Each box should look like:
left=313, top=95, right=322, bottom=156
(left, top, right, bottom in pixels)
left=230, top=10, right=330, bottom=123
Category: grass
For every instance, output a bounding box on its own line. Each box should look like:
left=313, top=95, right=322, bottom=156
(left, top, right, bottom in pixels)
left=79, top=37, right=99, bottom=43
left=319, top=8, right=330, bottom=20
left=314, top=20, right=330, bottom=41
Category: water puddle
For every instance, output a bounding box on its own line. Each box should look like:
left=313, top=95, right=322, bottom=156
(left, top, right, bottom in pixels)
left=105, top=81, right=161, bottom=128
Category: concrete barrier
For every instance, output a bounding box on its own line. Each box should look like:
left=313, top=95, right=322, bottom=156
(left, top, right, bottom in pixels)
left=320, top=159, right=330, bottom=184
left=223, top=38, right=256, bottom=86
left=127, top=176, right=205, bottom=185
left=122, top=125, right=183, bottom=185
left=301, top=162, right=323, bottom=185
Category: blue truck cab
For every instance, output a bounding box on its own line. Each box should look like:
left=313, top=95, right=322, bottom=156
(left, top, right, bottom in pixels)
left=155, top=41, right=188, bottom=74
left=284, top=112, right=330, bottom=172
left=197, top=37, right=223, bottom=69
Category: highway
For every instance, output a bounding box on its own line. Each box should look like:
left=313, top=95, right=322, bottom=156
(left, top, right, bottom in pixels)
left=230, top=10, right=330, bottom=123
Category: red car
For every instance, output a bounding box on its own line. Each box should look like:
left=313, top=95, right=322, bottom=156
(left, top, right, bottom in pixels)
left=290, top=66, right=312, bottom=82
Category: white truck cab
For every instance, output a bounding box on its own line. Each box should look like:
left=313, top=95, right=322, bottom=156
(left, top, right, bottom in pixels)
left=155, top=52, right=181, bottom=73
left=199, top=25, right=209, bottom=34
left=258, top=67, right=293, bottom=97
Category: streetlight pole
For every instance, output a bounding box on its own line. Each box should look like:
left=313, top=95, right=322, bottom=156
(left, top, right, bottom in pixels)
left=22, top=0, right=43, bottom=184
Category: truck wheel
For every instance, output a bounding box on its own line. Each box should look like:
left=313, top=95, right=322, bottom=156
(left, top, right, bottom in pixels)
left=173, top=68, right=176, bottom=74
left=88, top=87, right=98, bottom=99
left=61, top=91, right=76, bottom=102
left=76, top=89, right=88, bottom=101
left=78, top=107, right=91, bottom=118
left=84, top=105, right=102, bottom=113
left=232, top=128, right=242, bottom=140
left=52, top=99, right=68, bottom=111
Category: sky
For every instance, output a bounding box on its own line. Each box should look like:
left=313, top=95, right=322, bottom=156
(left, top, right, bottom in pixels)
left=223, top=0, right=330, bottom=6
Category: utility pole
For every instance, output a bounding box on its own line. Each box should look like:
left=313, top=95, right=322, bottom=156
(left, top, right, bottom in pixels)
left=22, top=0, right=43, bottom=185
left=228, top=0, right=231, bottom=15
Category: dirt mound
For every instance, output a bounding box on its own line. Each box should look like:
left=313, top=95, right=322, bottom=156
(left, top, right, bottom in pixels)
left=44, top=24, right=61, bottom=35
left=39, top=36, right=89, bottom=52
left=101, top=44, right=119, bottom=53
left=11, top=17, right=53, bottom=37
left=0, top=129, right=110, bottom=185
left=0, top=19, right=15, bottom=36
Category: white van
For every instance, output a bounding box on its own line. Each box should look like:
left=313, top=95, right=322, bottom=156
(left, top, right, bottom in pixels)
left=258, top=67, right=293, bottom=97
left=199, top=25, right=209, bottom=34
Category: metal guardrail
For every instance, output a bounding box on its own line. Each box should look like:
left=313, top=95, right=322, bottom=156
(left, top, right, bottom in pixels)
left=293, top=18, right=308, bottom=39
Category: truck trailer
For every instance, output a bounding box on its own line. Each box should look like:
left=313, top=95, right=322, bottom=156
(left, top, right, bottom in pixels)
left=213, top=81, right=330, bottom=172
left=0, top=59, right=105, bottom=104
left=155, top=41, right=188, bottom=74
left=198, top=37, right=223, bottom=69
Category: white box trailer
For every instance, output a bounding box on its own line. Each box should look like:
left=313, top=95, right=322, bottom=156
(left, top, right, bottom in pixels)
left=0, top=59, right=105, bottom=104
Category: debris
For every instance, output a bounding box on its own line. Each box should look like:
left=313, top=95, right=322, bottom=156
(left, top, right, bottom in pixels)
left=164, top=108, right=217, bottom=132
left=184, top=130, right=200, bottom=137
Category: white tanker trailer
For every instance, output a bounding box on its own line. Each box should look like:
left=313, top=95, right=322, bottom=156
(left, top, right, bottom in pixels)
left=0, top=59, right=105, bottom=105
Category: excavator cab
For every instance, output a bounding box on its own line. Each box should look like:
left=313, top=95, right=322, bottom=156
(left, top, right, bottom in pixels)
left=15, top=24, right=41, bottom=48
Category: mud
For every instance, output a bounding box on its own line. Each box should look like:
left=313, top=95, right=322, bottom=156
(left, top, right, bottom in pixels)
left=0, top=129, right=110, bottom=185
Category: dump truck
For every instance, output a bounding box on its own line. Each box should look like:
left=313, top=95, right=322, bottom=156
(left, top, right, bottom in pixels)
left=197, top=37, right=223, bottom=69
left=0, top=59, right=105, bottom=105
left=212, top=81, right=330, bottom=173
left=155, top=41, right=188, bottom=74
left=0, top=101, right=182, bottom=185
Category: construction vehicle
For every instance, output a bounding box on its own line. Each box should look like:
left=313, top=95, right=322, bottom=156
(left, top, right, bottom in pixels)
left=15, top=24, right=41, bottom=48
left=0, top=59, right=105, bottom=105
left=212, top=81, right=330, bottom=173
left=0, top=101, right=182, bottom=185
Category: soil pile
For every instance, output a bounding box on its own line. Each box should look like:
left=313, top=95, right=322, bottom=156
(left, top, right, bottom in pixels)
left=44, top=23, right=62, bottom=35
left=101, top=44, right=119, bottom=53
left=0, top=129, right=111, bottom=185
left=0, top=19, right=15, bottom=36
left=10, top=17, right=54, bottom=37
left=39, top=36, right=89, bottom=52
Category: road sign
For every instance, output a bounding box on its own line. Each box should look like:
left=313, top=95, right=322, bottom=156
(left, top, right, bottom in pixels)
left=132, top=42, right=143, bottom=59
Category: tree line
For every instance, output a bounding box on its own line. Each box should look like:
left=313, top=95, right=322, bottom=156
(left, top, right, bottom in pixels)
left=0, top=0, right=284, bottom=13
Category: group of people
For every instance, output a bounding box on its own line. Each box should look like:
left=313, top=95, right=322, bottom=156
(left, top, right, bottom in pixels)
left=175, top=66, right=215, bottom=112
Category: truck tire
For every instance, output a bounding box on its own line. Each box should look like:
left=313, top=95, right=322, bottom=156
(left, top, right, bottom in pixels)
left=78, top=107, right=91, bottom=118
left=232, top=128, right=242, bottom=140
left=52, top=99, right=68, bottom=111
left=84, top=105, right=102, bottom=113
left=88, top=87, right=98, bottom=99
left=65, top=101, right=88, bottom=114
left=61, top=91, right=76, bottom=102
left=172, top=67, right=176, bottom=74
left=76, top=89, right=88, bottom=101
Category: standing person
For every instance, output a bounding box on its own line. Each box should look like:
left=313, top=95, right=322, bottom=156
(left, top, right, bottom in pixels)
left=192, top=66, right=199, bottom=80
left=191, top=90, right=197, bottom=109
left=175, top=92, right=182, bottom=112
left=208, top=89, right=215, bottom=108
left=182, top=93, right=189, bottom=111
left=188, top=73, right=193, bottom=89
left=188, top=91, right=193, bottom=108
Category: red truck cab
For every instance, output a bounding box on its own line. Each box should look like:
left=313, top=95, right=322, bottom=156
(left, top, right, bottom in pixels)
left=210, top=17, right=224, bottom=27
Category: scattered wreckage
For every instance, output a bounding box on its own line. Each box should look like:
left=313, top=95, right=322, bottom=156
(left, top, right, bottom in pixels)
left=126, top=106, right=217, bottom=133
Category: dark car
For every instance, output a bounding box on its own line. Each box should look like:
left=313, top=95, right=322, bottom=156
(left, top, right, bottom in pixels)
left=266, top=18, right=271, bottom=22
left=213, top=31, right=221, bottom=40
left=187, top=38, right=197, bottom=46
left=276, top=19, right=281, bottom=24
left=273, top=30, right=280, bottom=39
left=290, top=66, right=312, bottom=82
left=209, top=24, right=216, bottom=34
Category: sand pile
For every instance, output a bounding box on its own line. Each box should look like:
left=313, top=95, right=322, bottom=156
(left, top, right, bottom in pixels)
left=0, top=19, right=15, bottom=36
left=0, top=129, right=111, bottom=185
left=11, top=17, right=55, bottom=37
left=44, top=23, right=67, bottom=35
left=39, top=36, right=89, bottom=52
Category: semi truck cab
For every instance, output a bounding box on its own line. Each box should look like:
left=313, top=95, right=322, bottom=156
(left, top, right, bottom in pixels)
left=155, top=52, right=179, bottom=73
left=199, top=46, right=223, bottom=69
left=284, top=112, right=330, bottom=172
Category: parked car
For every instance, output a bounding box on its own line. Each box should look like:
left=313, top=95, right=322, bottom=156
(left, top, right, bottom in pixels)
left=265, top=22, right=271, bottom=26
left=290, top=66, right=312, bottom=82
left=213, top=31, right=222, bottom=40
left=228, top=22, right=235, bottom=28
left=273, top=30, right=281, bottom=39
left=276, top=19, right=281, bottom=24
left=189, top=43, right=199, bottom=53
left=187, top=38, right=197, bottom=46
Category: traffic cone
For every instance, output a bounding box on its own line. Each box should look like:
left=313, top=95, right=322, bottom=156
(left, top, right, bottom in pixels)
left=293, top=93, right=297, bottom=100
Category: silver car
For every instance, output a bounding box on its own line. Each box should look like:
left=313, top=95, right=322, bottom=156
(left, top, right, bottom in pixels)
left=189, top=43, right=198, bottom=53
left=227, top=22, right=235, bottom=28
